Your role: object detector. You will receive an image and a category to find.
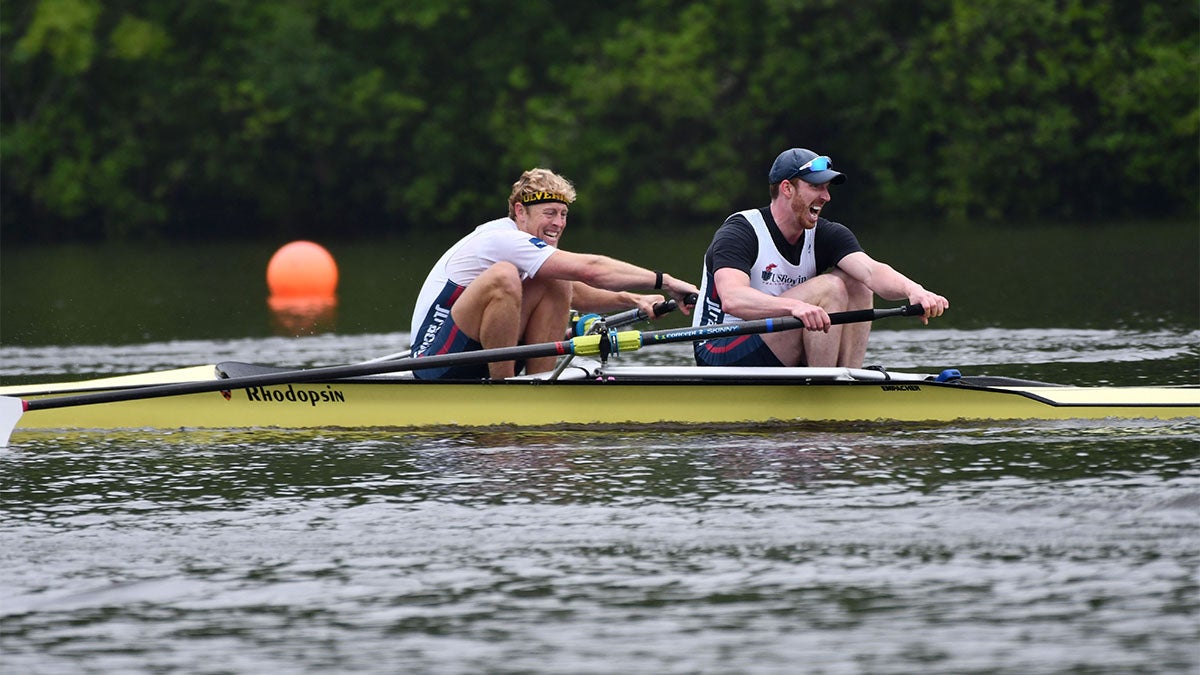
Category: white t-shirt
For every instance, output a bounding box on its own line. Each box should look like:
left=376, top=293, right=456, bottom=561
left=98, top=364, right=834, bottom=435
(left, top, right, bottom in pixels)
left=409, top=217, right=557, bottom=337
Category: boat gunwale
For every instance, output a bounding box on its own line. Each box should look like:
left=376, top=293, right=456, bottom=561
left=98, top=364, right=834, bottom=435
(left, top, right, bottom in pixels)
left=7, top=370, right=1198, bottom=411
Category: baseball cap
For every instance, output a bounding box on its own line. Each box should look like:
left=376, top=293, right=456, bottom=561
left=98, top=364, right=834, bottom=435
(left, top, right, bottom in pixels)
left=768, top=148, right=846, bottom=185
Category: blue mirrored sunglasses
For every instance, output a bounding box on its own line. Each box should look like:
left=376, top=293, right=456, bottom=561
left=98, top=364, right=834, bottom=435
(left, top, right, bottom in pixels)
left=791, top=156, right=832, bottom=178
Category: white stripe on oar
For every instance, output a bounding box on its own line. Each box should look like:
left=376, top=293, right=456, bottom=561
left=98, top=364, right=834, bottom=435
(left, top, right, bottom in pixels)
left=0, top=304, right=922, bottom=446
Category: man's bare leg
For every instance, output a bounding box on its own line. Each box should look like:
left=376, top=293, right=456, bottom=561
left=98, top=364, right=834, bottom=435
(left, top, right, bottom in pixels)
left=448, top=263, right=524, bottom=378
left=761, top=273, right=850, bottom=367
left=519, top=276, right=573, bottom=374
left=830, top=268, right=874, bottom=368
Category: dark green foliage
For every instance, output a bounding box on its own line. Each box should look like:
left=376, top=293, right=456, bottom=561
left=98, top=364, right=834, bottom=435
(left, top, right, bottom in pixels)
left=2, top=0, right=1195, bottom=242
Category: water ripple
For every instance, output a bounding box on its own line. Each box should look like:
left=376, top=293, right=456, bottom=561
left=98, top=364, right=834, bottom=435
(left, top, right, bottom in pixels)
left=1, top=334, right=1197, bottom=674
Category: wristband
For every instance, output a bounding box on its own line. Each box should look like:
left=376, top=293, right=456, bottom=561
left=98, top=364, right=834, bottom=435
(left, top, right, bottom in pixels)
left=654, top=271, right=663, bottom=290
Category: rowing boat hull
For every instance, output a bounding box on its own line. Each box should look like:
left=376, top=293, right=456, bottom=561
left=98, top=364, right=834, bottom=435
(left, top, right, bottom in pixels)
left=4, top=363, right=1197, bottom=433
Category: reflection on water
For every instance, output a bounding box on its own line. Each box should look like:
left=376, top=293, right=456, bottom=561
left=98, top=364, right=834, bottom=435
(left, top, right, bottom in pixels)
left=267, top=295, right=339, bottom=337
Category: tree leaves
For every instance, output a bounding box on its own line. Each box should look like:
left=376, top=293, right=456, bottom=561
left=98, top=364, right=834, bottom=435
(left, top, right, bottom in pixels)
left=1, top=0, right=1195, bottom=242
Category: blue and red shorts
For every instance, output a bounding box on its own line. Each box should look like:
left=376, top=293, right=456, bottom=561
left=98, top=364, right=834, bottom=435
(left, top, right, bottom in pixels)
left=410, top=283, right=490, bottom=380
left=411, top=282, right=533, bottom=380
left=411, top=315, right=488, bottom=380
left=694, top=334, right=785, bottom=367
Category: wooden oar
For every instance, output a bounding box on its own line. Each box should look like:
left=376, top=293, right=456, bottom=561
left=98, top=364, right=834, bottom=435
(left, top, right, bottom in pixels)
left=0, top=304, right=923, bottom=446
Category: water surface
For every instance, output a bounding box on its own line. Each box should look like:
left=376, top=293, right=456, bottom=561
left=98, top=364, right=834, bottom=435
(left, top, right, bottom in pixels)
left=1, top=327, right=1197, bottom=674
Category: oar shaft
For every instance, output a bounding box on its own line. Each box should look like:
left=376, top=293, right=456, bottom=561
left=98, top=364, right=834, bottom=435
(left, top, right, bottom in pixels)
left=636, top=304, right=924, bottom=347
left=23, top=340, right=576, bottom=412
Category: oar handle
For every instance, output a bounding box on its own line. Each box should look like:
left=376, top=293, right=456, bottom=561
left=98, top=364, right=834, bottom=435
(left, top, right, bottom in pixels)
left=644, top=292, right=698, bottom=319
left=827, top=303, right=925, bottom=325
left=636, top=304, right=925, bottom=348
left=576, top=292, right=699, bottom=335
left=596, top=304, right=665, bottom=331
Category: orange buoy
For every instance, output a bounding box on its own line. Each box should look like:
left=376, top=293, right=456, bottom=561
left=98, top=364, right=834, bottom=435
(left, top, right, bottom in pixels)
left=266, top=241, right=338, bottom=298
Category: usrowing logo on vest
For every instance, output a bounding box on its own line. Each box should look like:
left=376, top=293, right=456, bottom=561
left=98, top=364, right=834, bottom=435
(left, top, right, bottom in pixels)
left=760, top=263, right=804, bottom=286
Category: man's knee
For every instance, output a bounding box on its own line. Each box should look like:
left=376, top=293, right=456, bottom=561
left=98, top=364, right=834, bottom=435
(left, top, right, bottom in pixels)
left=824, top=269, right=871, bottom=308
left=788, top=273, right=849, bottom=310
left=466, top=263, right=523, bottom=305
left=483, top=262, right=522, bottom=292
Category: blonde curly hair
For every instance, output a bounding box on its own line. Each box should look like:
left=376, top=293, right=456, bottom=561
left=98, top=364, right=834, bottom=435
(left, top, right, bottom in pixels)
left=507, top=168, right=577, bottom=218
